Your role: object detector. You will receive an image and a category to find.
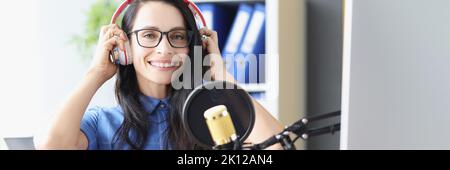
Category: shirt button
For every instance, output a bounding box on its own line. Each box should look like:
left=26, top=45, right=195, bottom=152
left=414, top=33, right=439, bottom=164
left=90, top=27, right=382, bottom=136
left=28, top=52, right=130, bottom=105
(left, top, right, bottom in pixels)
left=160, top=104, right=165, bottom=108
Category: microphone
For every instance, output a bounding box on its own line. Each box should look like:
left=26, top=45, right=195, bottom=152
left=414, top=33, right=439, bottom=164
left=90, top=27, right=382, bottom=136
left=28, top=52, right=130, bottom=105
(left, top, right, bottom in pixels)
left=204, top=105, right=239, bottom=150
left=182, top=81, right=341, bottom=150
left=182, top=81, right=255, bottom=150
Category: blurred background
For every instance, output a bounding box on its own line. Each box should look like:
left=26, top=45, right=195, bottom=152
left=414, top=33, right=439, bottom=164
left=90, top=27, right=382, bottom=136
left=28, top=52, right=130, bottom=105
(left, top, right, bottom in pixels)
left=0, top=0, right=118, bottom=149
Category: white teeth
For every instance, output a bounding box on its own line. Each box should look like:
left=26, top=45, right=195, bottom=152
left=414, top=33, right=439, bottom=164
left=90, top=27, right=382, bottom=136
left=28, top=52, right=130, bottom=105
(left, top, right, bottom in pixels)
left=150, top=61, right=180, bottom=68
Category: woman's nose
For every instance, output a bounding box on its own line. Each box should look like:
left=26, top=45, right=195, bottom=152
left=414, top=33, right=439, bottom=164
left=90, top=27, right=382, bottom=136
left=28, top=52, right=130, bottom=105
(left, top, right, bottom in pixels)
left=156, top=36, right=174, bottom=56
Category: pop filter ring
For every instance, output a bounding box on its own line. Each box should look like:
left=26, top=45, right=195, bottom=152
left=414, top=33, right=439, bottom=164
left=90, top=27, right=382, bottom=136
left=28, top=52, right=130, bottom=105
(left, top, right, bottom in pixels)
left=181, top=81, right=255, bottom=149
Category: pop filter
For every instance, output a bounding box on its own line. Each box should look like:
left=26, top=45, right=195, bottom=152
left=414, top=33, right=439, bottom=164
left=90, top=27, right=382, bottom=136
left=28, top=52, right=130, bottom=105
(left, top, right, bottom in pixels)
left=182, top=81, right=255, bottom=148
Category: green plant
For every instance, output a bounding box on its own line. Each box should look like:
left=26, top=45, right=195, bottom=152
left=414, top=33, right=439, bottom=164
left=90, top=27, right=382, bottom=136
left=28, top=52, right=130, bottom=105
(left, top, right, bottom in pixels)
left=70, top=0, right=121, bottom=60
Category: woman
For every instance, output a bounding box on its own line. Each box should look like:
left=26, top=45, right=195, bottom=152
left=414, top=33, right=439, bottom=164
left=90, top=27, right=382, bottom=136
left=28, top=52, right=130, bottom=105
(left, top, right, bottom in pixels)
left=36, top=0, right=283, bottom=150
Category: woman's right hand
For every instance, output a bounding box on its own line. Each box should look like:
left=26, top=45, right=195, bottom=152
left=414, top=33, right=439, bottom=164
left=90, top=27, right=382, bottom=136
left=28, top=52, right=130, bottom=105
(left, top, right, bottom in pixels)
left=89, top=24, right=128, bottom=82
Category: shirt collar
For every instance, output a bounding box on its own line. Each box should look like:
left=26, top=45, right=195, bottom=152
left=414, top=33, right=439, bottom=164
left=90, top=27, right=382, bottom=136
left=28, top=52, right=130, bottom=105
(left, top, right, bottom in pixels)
left=139, top=94, right=170, bottom=114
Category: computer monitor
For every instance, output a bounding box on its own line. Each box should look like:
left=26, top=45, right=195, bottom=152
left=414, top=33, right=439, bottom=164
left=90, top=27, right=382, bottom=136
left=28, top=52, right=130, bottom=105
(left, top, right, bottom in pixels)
left=341, top=0, right=450, bottom=149
left=4, top=137, right=35, bottom=150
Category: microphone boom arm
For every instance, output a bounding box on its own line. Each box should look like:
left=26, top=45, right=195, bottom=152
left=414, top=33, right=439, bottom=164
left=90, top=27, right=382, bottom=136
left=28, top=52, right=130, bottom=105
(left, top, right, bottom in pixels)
left=251, top=111, right=341, bottom=150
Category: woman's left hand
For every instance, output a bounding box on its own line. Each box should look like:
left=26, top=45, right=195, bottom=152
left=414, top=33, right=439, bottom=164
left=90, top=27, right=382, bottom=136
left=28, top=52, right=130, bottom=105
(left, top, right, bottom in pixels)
left=199, top=28, right=236, bottom=83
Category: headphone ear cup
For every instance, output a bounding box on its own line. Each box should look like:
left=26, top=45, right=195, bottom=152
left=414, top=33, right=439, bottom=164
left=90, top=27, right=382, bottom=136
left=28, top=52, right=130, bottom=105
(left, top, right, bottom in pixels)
left=112, top=41, right=133, bottom=65
left=110, top=47, right=121, bottom=65
left=123, top=41, right=133, bottom=65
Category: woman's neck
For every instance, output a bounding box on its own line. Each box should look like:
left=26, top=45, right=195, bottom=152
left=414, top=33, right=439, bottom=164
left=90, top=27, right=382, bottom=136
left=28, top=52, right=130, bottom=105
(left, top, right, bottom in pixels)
left=137, top=76, right=170, bottom=99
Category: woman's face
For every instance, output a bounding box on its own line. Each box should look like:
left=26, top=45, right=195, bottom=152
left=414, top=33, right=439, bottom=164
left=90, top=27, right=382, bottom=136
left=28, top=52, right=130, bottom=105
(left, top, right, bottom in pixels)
left=130, top=2, right=189, bottom=86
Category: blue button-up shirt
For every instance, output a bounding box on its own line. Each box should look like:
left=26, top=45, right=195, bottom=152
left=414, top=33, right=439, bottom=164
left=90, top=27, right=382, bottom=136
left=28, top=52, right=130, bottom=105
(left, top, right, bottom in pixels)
left=80, top=95, right=171, bottom=150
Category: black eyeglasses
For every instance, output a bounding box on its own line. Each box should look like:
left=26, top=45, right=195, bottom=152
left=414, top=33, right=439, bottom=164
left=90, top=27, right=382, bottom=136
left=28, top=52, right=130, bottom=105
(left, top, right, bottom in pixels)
left=128, top=28, right=193, bottom=48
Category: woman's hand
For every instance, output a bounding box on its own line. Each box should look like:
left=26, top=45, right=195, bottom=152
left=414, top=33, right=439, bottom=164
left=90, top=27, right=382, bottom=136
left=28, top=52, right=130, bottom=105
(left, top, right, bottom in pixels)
left=89, top=24, right=128, bottom=82
left=199, top=28, right=236, bottom=83
left=35, top=24, right=129, bottom=150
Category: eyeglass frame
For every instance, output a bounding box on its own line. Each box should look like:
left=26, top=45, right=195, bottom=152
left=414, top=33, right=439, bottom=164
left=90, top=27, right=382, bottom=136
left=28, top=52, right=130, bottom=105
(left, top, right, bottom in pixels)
left=127, top=28, right=194, bottom=48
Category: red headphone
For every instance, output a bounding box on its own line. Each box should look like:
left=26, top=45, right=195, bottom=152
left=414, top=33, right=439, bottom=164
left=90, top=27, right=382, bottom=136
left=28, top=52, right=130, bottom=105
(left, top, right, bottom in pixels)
left=110, top=0, right=207, bottom=65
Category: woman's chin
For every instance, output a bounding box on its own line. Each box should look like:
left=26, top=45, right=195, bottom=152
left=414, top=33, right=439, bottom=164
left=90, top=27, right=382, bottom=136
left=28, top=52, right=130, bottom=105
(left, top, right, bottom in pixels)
left=146, top=75, right=173, bottom=86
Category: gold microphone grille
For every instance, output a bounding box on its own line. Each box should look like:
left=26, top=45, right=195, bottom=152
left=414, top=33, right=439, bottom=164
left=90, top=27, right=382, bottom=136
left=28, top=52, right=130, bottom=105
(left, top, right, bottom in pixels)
left=204, top=105, right=237, bottom=146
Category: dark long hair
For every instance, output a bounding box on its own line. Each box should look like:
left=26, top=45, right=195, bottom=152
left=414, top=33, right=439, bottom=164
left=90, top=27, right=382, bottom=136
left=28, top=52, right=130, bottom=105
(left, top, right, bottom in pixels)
left=113, top=0, right=208, bottom=150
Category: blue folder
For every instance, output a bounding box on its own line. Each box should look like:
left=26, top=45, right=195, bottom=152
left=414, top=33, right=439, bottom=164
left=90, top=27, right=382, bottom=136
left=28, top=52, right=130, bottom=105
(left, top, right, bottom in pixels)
left=249, top=92, right=266, bottom=101
left=236, top=4, right=266, bottom=83
left=222, top=4, right=254, bottom=82
left=197, top=4, right=235, bottom=51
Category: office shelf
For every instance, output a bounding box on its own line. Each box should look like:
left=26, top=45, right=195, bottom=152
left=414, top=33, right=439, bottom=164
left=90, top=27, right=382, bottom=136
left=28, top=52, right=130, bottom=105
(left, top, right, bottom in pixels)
left=190, top=0, right=282, bottom=119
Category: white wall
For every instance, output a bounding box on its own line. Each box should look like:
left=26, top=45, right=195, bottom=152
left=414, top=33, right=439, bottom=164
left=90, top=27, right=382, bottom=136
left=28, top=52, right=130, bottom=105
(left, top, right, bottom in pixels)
left=0, top=0, right=116, bottom=149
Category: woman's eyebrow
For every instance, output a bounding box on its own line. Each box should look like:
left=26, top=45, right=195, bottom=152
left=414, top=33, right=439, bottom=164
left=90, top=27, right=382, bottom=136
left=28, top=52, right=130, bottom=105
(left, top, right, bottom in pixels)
left=169, top=26, right=187, bottom=30
left=140, top=26, right=159, bottom=30
left=139, top=26, right=187, bottom=31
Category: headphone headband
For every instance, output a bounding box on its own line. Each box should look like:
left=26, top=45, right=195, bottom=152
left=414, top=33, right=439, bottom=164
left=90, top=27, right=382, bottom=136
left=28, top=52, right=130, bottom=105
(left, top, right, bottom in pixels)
left=110, top=0, right=207, bottom=28
left=110, top=0, right=133, bottom=24
left=183, top=0, right=207, bottom=29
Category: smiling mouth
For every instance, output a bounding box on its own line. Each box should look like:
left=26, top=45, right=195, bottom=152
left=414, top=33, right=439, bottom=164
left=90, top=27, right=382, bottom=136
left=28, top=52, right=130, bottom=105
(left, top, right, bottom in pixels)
left=148, top=61, right=181, bottom=69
